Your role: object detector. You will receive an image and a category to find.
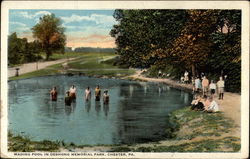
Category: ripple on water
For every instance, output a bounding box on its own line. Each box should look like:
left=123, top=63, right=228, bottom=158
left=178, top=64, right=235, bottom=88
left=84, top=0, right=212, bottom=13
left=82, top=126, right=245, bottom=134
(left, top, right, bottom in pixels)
left=8, top=75, right=192, bottom=145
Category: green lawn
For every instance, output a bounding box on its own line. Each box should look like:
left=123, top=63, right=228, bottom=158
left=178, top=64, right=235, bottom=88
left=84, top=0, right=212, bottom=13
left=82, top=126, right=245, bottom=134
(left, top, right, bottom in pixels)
left=9, top=52, right=135, bottom=80
left=41, top=52, right=85, bottom=61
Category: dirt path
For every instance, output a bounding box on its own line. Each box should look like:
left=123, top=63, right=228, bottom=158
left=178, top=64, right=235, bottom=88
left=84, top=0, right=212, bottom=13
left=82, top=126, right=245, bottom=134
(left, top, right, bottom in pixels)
left=8, top=58, right=76, bottom=78
left=129, top=70, right=241, bottom=129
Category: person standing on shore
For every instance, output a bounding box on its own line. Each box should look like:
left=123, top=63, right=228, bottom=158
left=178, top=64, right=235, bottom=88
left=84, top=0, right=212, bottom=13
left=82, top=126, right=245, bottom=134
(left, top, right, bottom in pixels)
left=95, top=85, right=101, bottom=101
left=209, top=80, right=216, bottom=98
left=217, top=76, right=225, bottom=100
left=158, top=70, right=162, bottom=78
left=184, top=71, right=189, bottom=84
left=202, top=76, right=209, bottom=96
left=195, top=77, right=201, bottom=93
left=50, top=87, right=58, bottom=101
left=191, top=77, right=195, bottom=93
left=85, top=86, right=91, bottom=101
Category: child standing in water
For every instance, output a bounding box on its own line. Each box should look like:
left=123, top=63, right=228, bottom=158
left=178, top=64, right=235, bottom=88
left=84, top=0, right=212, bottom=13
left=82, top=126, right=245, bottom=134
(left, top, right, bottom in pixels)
left=69, top=85, right=76, bottom=102
left=50, top=87, right=58, bottom=101
left=95, top=85, right=101, bottom=101
left=103, top=90, right=110, bottom=104
left=85, top=86, right=91, bottom=101
left=65, top=91, right=72, bottom=106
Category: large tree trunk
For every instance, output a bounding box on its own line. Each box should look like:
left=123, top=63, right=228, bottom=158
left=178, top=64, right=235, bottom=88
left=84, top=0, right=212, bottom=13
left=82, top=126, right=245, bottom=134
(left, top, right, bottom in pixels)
left=45, top=48, right=51, bottom=60
left=191, top=64, right=196, bottom=78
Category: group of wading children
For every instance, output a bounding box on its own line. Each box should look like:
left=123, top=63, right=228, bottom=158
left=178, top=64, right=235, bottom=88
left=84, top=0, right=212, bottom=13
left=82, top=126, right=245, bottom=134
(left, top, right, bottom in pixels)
left=190, top=76, right=226, bottom=113
left=49, top=85, right=110, bottom=106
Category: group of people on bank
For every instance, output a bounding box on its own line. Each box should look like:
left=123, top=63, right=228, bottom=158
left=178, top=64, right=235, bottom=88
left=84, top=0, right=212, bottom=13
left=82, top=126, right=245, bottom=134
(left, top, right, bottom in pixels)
left=192, top=76, right=225, bottom=100
left=189, top=75, right=226, bottom=113
left=49, top=85, right=110, bottom=106
left=190, top=94, right=219, bottom=113
left=179, top=71, right=226, bottom=113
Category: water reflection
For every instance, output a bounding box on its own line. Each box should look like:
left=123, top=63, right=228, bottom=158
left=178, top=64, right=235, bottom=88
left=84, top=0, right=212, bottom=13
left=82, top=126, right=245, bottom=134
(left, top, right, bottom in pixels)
left=103, top=103, right=109, bottom=117
left=95, top=101, right=101, bottom=116
left=85, top=101, right=91, bottom=113
left=65, top=105, right=73, bottom=116
left=8, top=75, right=192, bottom=145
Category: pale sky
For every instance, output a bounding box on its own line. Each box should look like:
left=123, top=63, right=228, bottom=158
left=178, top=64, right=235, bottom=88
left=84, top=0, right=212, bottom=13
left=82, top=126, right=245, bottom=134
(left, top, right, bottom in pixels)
left=9, top=10, right=117, bottom=48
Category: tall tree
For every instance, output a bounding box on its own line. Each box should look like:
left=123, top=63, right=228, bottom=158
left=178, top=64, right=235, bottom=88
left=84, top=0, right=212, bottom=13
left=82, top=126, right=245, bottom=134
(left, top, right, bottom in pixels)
left=8, top=33, right=42, bottom=65
left=32, top=14, right=66, bottom=60
left=169, top=10, right=219, bottom=77
left=8, top=32, right=25, bottom=64
left=110, top=9, right=187, bottom=68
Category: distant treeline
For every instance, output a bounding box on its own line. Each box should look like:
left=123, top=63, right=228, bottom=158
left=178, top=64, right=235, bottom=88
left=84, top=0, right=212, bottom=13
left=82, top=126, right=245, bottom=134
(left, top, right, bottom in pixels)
left=8, top=32, right=43, bottom=66
left=66, top=47, right=115, bottom=53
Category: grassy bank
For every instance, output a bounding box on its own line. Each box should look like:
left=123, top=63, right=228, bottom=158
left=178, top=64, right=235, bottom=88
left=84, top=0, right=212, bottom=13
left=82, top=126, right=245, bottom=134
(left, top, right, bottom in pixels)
left=111, top=106, right=240, bottom=152
left=9, top=52, right=135, bottom=80
left=8, top=107, right=240, bottom=152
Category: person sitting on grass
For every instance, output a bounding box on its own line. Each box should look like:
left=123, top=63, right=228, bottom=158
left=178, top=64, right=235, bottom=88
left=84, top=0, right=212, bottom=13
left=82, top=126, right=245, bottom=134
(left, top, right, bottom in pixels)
left=50, top=86, right=58, bottom=101
left=191, top=94, right=204, bottom=111
left=103, top=90, right=110, bottom=104
left=65, top=91, right=72, bottom=106
left=204, top=96, right=219, bottom=113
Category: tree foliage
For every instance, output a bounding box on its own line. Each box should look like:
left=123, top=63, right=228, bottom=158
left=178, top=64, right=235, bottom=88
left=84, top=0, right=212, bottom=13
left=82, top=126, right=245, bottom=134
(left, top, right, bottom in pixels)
left=169, top=10, right=219, bottom=76
left=8, top=33, right=42, bottom=65
left=111, top=9, right=241, bottom=92
left=32, top=14, right=66, bottom=60
left=110, top=9, right=187, bottom=68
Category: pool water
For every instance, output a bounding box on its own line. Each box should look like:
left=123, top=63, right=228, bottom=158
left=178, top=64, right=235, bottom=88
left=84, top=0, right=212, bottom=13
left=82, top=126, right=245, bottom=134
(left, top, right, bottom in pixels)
left=8, top=75, right=192, bottom=145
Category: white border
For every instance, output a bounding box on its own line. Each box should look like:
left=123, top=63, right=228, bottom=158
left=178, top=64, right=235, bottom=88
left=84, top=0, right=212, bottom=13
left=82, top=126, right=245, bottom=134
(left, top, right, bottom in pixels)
left=1, top=1, right=249, bottom=158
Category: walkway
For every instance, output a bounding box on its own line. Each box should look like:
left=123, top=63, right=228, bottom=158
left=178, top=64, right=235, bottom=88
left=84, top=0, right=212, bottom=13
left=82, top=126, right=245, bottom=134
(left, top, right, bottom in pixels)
left=8, top=58, right=76, bottom=78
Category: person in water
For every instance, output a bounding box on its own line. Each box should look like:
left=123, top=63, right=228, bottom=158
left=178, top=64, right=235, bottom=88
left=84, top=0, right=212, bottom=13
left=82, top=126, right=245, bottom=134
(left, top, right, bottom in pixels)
left=85, top=86, right=91, bottom=101
left=103, top=90, right=110, bottom=104
left=95, top=85, right=101, bottom=101
left=50, top=87, right=58, bottom=101
left=65, top=91, right=72, bottom=106
left=69, top=85, right=76, bottom=102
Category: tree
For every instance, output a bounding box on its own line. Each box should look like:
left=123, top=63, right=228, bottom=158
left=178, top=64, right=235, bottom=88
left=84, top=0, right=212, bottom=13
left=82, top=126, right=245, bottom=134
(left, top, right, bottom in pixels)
left=8, top=32, right=25, bottom=64
left=8, top=33, right=43, bottom=65
left=110, top=9, right=187, bottom=68
left=32, top=14, right=66, bottom=60
left=169, top=10, right=219, bottom=77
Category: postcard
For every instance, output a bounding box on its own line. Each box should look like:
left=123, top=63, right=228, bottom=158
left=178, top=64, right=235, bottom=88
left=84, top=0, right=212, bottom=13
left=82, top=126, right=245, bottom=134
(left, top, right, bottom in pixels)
left=1, top=1, right=249, bottom=158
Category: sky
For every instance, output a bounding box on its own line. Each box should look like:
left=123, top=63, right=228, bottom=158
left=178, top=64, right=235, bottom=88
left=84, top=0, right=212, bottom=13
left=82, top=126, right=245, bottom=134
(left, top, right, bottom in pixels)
left=9, top=10, right=117, bottom=48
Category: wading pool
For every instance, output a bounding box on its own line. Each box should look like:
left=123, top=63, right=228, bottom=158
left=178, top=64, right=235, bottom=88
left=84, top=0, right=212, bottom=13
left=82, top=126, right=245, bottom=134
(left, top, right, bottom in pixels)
left=8, top=75, right=192, bottom=145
